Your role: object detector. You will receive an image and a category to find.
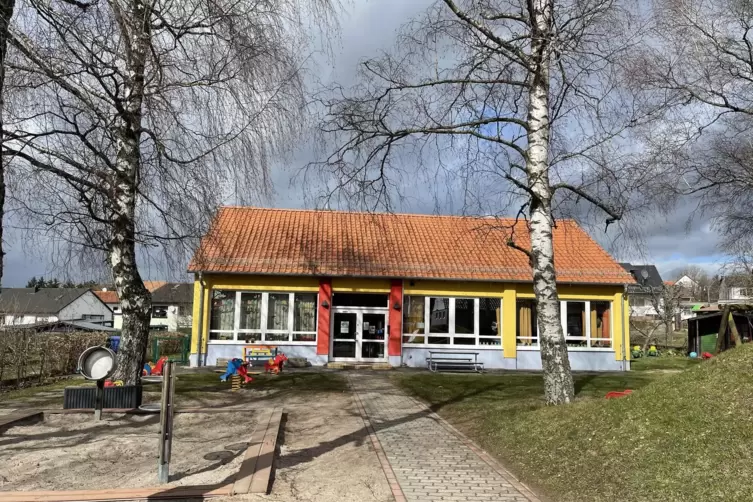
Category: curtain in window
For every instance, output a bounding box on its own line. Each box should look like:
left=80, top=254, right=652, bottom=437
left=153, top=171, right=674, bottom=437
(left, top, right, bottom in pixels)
left=294, top=294, right=317, bottom=331
left=268, top=294, right=289, bottom=330
left=210, top=291, right=234, bottom=330
left=518, top=302, right=532, bottom=343
left=240, top=293, right=262, bottom=330
left=591, top=302, right=611, bottom=346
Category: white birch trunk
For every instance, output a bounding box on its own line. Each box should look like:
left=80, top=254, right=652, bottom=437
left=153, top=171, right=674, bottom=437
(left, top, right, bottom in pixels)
left=527, top=0, right=575, bottom=405
left=108, top=0, right=152, bottom=385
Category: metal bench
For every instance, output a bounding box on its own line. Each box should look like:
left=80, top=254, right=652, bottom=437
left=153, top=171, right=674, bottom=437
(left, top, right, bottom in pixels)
left=427, top=351, right=483, bottom=373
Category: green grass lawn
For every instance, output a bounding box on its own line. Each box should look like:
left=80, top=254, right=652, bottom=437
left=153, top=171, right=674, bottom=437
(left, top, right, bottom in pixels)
left=395, top=352, right=753, bottom=502
left=630, top=356, right=702, bottom=371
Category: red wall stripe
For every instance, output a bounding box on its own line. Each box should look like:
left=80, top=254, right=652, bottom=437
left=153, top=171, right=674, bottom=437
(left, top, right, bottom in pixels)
left=389, top=280, right=403, bottom=356
left=317, top=279, right=332, bottom=355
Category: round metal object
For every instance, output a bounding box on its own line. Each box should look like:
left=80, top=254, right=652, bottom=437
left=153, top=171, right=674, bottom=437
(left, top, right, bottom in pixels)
left=138, top=403, right=161, bottom=413
left=78, top=346, right=117, bottom=380
left=141, top=376, right=163, bottom=384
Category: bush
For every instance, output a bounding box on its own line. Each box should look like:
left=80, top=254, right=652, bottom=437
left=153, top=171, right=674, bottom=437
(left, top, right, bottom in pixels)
left=0, top=331, right=110, bottom=388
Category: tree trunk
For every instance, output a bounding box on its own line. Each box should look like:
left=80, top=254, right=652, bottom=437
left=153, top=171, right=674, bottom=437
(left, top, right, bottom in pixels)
left=109, top=208, right=151, bottom=385
left=0, top=0, right=15, bottom=290
left=527, top=0, right=575, bottom=405
left=107, top=0, right=152, bottom=385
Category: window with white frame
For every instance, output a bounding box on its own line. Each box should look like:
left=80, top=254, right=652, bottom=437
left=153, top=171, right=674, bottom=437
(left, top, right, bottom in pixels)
left=402, top=296, right=502, bottom=346
left=516, top=299, right=538, bottom=346
left=208, top=290, right=318, bottom=343
left=517, top=299, right=612, bottom=349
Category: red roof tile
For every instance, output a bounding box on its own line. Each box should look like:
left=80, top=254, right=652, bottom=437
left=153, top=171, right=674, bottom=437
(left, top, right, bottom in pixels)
left=189, top=207, right=635, bottom=285
left=94, top=290, right=119, bottom=304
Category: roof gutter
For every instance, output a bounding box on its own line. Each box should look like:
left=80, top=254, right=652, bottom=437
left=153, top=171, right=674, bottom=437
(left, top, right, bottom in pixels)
left=184, top=270, right=634, bottom=287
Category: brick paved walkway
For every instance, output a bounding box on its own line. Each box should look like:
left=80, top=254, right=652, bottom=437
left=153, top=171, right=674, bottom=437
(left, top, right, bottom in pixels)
left=348, top=373, right=540, bottom=502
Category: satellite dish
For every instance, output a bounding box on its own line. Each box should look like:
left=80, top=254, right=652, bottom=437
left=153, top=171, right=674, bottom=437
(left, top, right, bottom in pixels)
left=78, top=346, right=117, bottom=380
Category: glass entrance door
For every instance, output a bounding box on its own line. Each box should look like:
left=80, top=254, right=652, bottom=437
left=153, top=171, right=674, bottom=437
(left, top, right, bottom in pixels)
left=361, top=312, right=386, bottom=360
left=331, top=312, right=357, bottom=358
left=330, top=309, right=387, bottom=362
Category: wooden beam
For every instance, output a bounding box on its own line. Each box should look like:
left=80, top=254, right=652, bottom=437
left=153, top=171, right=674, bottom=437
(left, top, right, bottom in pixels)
left=729, top=312, right=743, bottom=347
left=0, top=410, right=43, bottom=435
left=0, top=484, right=232, bottom=502
left=716, top=305, right=731, bottom=354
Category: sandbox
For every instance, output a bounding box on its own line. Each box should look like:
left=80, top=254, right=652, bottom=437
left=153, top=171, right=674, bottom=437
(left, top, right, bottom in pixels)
left=0, top=411, right=259, bottom=492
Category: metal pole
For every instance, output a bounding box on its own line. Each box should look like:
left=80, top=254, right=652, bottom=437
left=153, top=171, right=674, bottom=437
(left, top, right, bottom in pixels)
left=621, top=285, right=628, bottom=372
left=94, top=378, right=105, bottom=421
left=158, top=361, right=175, bottom=483
left=196, top=272, right=205, bottom=367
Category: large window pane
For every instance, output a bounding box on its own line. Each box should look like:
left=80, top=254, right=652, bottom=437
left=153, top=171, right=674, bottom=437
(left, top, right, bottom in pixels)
left=591, top=301, right=611, bottom=347
left=479, top=298, right=501, bottom=345
left=566, top=302, right=586, bottom=346
left=454, top=298, right=474, bottom=334
left=267, top=293, right=290, bottom=330
left=403, top=296, right=425, bottom=334
left=429, top=297, right=450, bottom=333
left=516, top=300, right=537, bottom=345
left=239, top=293, right=262, bottom=330
left=210, top=290, right=235, bottom=331
left=293, top=293, right=317, bottom=332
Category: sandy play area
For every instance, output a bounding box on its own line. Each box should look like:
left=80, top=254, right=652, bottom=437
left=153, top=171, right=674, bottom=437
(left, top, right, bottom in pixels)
left=0, top=411, right=258, bottom=491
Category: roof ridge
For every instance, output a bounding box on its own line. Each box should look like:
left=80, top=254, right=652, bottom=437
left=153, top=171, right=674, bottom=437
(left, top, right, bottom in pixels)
left=220, top=205, right=578, bottom=223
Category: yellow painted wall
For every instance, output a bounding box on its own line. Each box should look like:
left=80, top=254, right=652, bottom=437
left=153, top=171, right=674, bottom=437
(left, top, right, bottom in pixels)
left=190, top=274, right=630, bottom=364
left=332, top=278, right=391, bottom=293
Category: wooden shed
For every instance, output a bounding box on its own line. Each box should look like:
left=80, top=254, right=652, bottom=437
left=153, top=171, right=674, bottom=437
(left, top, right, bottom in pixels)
left=688, top=311, right=753, bottom=354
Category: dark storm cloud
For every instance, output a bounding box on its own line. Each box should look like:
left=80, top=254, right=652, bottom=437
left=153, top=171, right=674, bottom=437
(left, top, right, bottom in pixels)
left=3, top=0, right=725, bottom=285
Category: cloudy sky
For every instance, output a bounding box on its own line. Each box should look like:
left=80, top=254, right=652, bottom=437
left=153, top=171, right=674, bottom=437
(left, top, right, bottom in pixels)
left=2, top=0, right=728, bottom=287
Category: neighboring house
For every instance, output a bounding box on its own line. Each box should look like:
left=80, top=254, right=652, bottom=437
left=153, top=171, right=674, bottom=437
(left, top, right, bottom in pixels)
left=620, top=263, right=664, bottom=318
left=95, top=282, right=193, bottom=331
left=188, top=207, right=636, bottom=372
left=0, top=288, right=113, bottom=326
left=718, top=275, right=753, bottom=305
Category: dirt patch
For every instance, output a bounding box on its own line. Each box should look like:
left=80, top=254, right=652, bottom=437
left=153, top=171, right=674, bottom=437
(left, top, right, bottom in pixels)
left=0, top=412, right=258, bottom=491
left=216, top=390, right=393, bottom=502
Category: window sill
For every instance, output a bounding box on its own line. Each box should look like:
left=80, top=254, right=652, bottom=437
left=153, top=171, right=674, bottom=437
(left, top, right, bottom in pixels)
left=207, top=340, right=317, bottom=345
left=402, top=344, right=502, bottom=350
left=516, top=346, right=614, bottom=352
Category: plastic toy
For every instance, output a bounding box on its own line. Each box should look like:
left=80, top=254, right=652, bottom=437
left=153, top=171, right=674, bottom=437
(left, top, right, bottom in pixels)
left=264, top=353, right=288, bottom=375
left=142, top=356, right=169, bottom=376
left=701, top=351, right=714, bottom=359
left=104, top=380, right=123, bottom=387
left=221, top=358, right=253, bottom=383
left=689, top=351, right=698, bottom=359
left=605, top=390, right=633, bottom=399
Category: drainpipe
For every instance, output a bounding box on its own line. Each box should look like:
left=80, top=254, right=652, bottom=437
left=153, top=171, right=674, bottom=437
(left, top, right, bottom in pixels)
left=621, top=284, right=628, bottom=371
left=196, top=272, right=206, bottom=367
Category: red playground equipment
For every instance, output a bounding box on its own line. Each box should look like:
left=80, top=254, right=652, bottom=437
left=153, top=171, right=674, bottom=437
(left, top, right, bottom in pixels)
left=264, top=353, right=288, bottom=375
left=143, top=356, right=169, bottom=376
left=605, top=389, right=633, bottom=399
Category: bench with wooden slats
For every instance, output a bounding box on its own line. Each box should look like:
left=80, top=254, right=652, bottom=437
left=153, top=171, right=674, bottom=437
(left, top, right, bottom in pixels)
left=427, top=351, right=483, bottom=373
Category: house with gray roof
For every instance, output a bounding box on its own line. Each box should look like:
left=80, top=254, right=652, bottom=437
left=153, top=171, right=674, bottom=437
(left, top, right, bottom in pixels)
left=620, top=263, right=665, bottom=318
left=0, top=288, right=113, bottom=327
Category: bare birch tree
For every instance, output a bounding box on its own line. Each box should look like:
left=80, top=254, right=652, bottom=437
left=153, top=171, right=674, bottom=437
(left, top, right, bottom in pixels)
left=635, top=0, right=753, bottom=255
left=3, top=0, right=335, bottom=383
left=308, top=0, right=652, bottom=404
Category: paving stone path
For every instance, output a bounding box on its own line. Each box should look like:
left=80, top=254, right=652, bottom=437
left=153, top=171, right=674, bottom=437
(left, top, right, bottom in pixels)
left=348, top=373, right=540, bottom=502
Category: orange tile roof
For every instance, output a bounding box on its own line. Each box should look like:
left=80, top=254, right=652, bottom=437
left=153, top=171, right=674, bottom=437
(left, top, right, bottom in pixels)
left=143, top=281, right=167, bottom=292
left=94, top=290, right=119, bottom=304
left=189, top=207, right=635, bottom=285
